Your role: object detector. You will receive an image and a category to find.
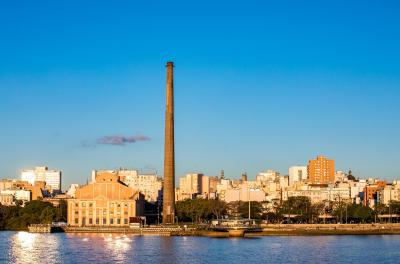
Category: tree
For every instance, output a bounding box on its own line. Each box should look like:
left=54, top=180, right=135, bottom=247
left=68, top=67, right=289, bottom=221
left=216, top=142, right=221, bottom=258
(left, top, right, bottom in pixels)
left=175, top=199, right=227, bottom=223
left=0, top=200, right=59, bottom=230
left=278, top=196, right=316, bottom=223
left=209, top=199, right=226, bottom=219
left=341, top=204, right=374, bottom=223
left=238, top=201, right=262, bottom=219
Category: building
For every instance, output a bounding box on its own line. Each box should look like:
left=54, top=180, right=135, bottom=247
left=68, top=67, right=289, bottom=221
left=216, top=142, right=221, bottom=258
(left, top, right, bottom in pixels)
left=209, top=176, right=219, bottom=193
left=21, top=166, right=61, bottom=194
left=67, top=171, right=144, bottom=227
left=378, top=187, right=400, bottom=205
left=93, top=170, right=163, bottom=203
left=0, top=193, right=15, bottom=206
left=335, top=171, right=347, bottom=182
left=363, top=181, right=386, bottom=206
left=0, top=189, right=31, bottom=204
left=286, top=185, right=350, bottom=204
left=122, top=171, right=162, bottom=203
left=66, top=184, right=79, bottom=198
left=223, top=187, right=265, bottom=203
left=256, top=170, right=280, bottom=182
left=176, top=173, right=205, bottom=201
left=202, top=176, right=210, bottom=196
left=308, top=156, right=335, bottom=184
left=289, top=166, right=307, bottom=186
left=0, top=179, right=44, bottom=200
left=179, top=173, right=203, bottom=194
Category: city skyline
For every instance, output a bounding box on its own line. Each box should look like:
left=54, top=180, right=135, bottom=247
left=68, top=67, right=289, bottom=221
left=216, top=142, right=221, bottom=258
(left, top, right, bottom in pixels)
left=1, top=1, right=400, bottom=187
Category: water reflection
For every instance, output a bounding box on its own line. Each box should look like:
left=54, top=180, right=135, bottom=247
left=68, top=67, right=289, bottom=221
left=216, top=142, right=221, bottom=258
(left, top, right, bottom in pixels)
left=10, top=232, right=61, bottom=263
left=2, top=232, right=400, bottom=263
left=159, top=237, right=178, bottom=263
left=103, top=234, right=132, bottom=262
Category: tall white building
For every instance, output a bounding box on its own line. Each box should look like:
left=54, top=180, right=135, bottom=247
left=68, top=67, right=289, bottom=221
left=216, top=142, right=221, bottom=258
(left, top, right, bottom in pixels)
left=21, top=166, right=61, bottom=193
left=289, top=166, right=308, bottom=186
left=179, top=173, right=203, bottom=195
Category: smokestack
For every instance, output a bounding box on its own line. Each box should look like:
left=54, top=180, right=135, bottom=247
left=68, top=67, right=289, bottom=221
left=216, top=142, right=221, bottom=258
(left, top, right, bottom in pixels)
left=162, top=61, right=175, bottom=224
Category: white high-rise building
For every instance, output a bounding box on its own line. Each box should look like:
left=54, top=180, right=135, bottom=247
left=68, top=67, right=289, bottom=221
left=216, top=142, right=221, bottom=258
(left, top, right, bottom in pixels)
left=21, top=166, right=61, bottom=193
left=289, top=166, right=308, bottom=186
left=179, top=173, right=203, bottom=195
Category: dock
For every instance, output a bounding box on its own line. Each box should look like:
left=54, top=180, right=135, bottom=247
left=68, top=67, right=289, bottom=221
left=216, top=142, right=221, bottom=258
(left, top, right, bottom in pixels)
left=28, top=224, right=64, bottom=233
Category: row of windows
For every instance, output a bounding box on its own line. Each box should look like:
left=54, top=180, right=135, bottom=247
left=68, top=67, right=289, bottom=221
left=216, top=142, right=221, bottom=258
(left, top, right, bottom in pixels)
left=75, top=217, right=129, bottom=225
left=74, top=202, right=130, bottom=208
left=74, top=210, right=128, bottom=215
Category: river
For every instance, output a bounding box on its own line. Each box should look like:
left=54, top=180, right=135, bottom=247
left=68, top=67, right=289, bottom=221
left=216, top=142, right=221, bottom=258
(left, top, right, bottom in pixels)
left=1, top=232, right=400, bottom=263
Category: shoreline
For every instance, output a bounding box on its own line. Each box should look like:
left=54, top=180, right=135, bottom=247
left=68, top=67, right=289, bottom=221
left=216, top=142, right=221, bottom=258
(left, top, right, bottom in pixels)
left=62, top=223, right=400, bottom=237
left=5, top=223, right=400, bottom=237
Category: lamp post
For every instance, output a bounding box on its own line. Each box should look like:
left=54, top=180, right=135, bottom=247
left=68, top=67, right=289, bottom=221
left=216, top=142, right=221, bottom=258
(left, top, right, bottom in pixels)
left=389, top=188, right=392, bottom=224
left=248, top=185, right=251, bottom=220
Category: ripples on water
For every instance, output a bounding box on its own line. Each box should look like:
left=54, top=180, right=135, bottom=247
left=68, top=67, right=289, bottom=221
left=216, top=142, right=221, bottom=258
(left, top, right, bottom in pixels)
left=1, top=232, right=400, bottom=263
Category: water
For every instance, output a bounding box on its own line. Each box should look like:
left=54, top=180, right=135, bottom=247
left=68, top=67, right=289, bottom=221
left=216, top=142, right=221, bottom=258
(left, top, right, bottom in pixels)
left=1, top=232, right=400, bottom=263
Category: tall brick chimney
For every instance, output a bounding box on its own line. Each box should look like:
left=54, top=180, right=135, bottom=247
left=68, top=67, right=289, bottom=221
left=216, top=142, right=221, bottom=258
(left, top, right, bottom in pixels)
left=162, top=61, right=175, bottom=224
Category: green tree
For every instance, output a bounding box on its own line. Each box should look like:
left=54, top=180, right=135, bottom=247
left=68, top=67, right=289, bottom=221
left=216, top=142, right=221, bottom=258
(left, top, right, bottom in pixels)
left=279, top=196, right=315, bottom=223
left=342, top=204, right=374, bottom=223
left=238, top=201, right=262, bottom=219
left=1, top=200, right=58, bottom=230
left=175, top=199, right=227, bottom=223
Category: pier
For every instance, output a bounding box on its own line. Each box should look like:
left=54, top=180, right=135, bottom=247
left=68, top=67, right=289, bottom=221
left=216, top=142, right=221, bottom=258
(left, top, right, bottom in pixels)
left=209, top=219, right=262, bottom=237
left=28, top=224, right=64, bottom=233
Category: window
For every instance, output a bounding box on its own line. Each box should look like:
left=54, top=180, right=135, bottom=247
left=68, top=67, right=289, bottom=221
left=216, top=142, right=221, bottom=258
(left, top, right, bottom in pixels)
left=75, top=218, right=78, bottom=224
left=124, top=219, right=128, bottom=225
left=82, top=217, right=86, bottom=225
left=82, top=202, right=86, bottom=207
left=89, top=218, right=93, bottom=224
left=110, top=218, right=114, bottom=224
left=96, top=218, right=99, bottom=225
left=103, top=218, right=107, bottom=225
left=74, top=211, right=78, bottom=215
left=117, top=219, right=121, bottom=224
left=89, top=203, right=93, bottom=207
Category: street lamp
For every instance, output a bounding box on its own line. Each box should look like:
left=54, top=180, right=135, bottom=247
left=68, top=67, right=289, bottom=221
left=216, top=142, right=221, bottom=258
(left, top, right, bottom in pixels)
left=389, top=188, right=392, bottom=224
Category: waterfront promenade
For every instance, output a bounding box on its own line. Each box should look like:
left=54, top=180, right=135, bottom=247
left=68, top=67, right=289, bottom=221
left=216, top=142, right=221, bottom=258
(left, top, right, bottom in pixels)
left=254, top=223, right=400, bottom=236
left=57, top=223, right=400, bottom=237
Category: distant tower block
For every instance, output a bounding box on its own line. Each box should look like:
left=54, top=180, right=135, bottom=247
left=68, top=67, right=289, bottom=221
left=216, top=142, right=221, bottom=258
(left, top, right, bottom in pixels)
left=241, top=172, right=248, bottom=182
left=162, top=61, right=176, bottom=224
left=220, top=170, right=225, bottom=180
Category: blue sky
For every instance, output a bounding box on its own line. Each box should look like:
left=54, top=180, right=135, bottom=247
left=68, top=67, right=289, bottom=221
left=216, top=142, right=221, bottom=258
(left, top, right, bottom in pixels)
left=1, top=0, right=399, bottom=188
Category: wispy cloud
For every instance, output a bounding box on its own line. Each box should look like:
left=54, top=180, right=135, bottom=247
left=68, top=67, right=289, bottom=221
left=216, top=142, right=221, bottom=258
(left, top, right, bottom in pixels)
left=97, top=135, right=150, bottom=146
left=81, top=134, right=150, bottom=148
